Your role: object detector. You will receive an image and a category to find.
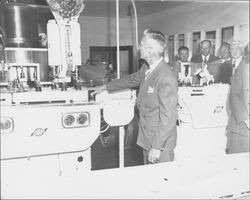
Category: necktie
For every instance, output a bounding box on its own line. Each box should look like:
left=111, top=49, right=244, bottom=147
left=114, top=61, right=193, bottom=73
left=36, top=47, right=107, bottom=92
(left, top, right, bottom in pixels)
left=232, top=60, right=236, bottom=67
left=144, top=63, right=150, bottom=80
left=232, top=60, right=236, bottom=74
left=204, top=56, right=208, bottom=63
left=145, top=69, right=150, bottom=80
left=184, top=65, right=189, bottom=77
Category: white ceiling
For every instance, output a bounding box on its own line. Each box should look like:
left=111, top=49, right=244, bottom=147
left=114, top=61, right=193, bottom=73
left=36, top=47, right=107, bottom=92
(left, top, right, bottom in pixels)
left=16, top=0, right=189, bottom=18
left=81, top=1, right=189, bottom=18
left=13, top=0, right=249, bottom=18
left=80, top=0, right=248, bottom=18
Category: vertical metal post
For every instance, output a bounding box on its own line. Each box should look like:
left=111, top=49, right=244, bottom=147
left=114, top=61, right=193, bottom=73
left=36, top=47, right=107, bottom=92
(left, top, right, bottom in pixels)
left=215, top=28, right=221, bottom=56
left=116, top=0, right=125, bottom=168
left=116, top=0, right=120, bottom=79
left=119, top=126, right=125, bottom=168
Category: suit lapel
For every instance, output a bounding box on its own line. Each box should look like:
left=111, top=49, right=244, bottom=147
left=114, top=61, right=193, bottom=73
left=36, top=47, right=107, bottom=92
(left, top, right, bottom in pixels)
left=146, top=60, right=164, bottom=82
left=234, top=59, right=244, bottom=75
left=138, top=60, right=165, bottom=100
left=199, top=55, right=203, bottom=63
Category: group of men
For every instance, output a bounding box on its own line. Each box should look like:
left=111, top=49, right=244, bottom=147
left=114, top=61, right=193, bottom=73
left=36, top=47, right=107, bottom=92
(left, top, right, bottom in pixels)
left=173, top=39, right=249, bottom=154
left=172, top=39, right=247, bottom=85
left=91, top=29, right=249, bottom=165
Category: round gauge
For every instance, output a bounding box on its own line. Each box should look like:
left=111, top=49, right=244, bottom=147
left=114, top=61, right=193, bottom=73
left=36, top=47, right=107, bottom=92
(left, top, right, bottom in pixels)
left=77, top=113, right=88, bottom=125
left=64, top=114, right=75, bottom=126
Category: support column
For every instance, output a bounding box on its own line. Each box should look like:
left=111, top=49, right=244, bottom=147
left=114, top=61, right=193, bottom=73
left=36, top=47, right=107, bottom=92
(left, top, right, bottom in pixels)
left=201, top=30, right=206, bottom=42
left=185, top=32, right=192, bottom=60
left=174, top=34, right=179, bottom=60
left=215, top=28, right=222, bottom=56
left=234, top=25, right=241, bottom=41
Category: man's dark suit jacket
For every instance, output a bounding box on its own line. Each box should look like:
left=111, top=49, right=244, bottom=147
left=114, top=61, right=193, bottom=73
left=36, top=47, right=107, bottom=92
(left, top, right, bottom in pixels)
left=106, top=60, right=178, bottom=152
left=207, top=60, right=234, bottom=84
left=191, top=54, right=220, bottom=63
left=217, top=60, right=234, bottom=84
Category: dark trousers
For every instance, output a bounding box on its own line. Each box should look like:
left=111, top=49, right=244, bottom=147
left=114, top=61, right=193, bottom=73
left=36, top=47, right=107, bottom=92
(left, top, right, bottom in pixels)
left=226, top=131, right=250, bottom=154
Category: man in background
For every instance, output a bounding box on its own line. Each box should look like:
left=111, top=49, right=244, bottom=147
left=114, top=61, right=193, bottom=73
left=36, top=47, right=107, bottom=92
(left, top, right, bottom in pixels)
left=191, top=39, right=220, bottom=63
left=171, top=46, right=192, bottom=85
left=91, top=29, right=178, bottom=164
left=226, top=40, right=249, bottom=154
left=208, top=42, right=233, bottom=84
left=191, top=40, right=220, bottom=84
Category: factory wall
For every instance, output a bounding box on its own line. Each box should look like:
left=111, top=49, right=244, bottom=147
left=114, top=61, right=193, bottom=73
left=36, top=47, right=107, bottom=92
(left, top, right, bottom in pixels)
left=78, top=16, right=135, bottom=64
left=138, top=2, right=249, bottom=43
left=78, top=1, right=248, bottom=72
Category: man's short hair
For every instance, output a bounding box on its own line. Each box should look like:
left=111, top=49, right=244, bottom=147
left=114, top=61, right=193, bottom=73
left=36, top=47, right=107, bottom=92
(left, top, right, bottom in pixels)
left=201, top=39, right=212, bottom=47
left=143, top=29, right=166, bottom=51
left=230, top=40, right=244, bottom=49
left=178, top=46, right=189, bottom=54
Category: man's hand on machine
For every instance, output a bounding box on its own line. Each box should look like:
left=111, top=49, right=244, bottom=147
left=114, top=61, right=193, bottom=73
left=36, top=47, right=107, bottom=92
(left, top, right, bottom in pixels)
left=89, top=85, right=107, bottom=96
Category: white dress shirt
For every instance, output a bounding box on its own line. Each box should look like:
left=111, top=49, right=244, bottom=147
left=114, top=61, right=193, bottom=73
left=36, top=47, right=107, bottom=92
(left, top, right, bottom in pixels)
left=178, top=61, right=191, bottom=79
left=145, top=57, right=163, bottom=80
left=232, top=56, right=242, bottom=74
left=201, top=54, right=210, bottom=63
left=232, top=56, right=242, bottom=69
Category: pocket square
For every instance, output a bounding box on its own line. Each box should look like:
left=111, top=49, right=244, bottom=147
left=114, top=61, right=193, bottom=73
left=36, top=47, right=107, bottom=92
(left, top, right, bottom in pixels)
left=147, top=86, right=154, bottom=93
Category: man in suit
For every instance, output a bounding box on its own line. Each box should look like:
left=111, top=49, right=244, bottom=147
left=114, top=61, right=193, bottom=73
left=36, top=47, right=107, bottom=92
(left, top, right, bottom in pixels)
left=171, top=46, right=192, bottom=85
left=91, top=29, right=178, bottom=164
left=226, top=40, right=249, bottom=154
left=191, top=39, right=220, bottom=63
left=191, top=40, right=219, bottom=85
left=209, top=42, right=233, bottom=84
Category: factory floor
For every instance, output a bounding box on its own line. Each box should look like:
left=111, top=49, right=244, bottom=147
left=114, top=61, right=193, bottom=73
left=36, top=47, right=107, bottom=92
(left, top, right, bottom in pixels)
left=91, top=136, right=144, bottom=170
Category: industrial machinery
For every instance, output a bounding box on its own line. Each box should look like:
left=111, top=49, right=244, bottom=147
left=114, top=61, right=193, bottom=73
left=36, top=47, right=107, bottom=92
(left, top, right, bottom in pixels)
left=1, top=1, right=248, bottom=199
left=0, top=0, right=232, bottom=165
left=0, top=0, right=136, bottom=184
left=175, top=83, right=230, bottom=160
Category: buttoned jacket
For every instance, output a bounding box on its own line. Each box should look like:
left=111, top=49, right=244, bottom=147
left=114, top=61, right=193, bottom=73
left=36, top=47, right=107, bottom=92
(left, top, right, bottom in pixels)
left=107, top=60, right=178, bottom=151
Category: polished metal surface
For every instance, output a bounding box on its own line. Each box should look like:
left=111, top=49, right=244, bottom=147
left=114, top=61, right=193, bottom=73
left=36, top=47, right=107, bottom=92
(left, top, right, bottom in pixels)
left=5, top=48, right=51, bottom=82
left=0, top=3, right=39, bottom=47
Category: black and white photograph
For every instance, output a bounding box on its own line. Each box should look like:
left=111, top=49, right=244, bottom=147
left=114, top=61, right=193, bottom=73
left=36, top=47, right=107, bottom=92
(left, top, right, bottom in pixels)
left=0, top=0, right=249, bottom=199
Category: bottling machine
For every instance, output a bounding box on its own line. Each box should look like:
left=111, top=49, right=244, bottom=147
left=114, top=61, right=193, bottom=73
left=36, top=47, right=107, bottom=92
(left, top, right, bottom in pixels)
left=0, top=0, right=135, bottom=179
left=1, top=1, right=248, bottom=199
left=0, top=0, right=231, bottom=169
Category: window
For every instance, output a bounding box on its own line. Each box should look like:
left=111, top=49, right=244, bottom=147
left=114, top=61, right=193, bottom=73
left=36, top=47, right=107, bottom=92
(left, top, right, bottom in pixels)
left=192, top=32, right=200, bottom=56
left=168, top=35, right=175, bottom=63
left=90, top=46, right=133, bottom=80
left=222, top=26, right=234, bottom=43
left=206, top=30, right=216, bottom=55
left=178, top=34, right=185, bottom=48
